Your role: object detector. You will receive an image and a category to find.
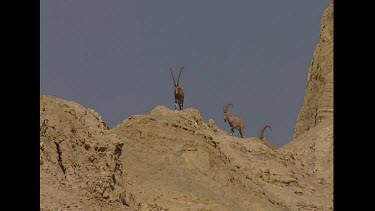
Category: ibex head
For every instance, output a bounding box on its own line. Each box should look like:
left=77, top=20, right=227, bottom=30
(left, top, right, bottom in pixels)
left=223, top=103, right=233, bottom=122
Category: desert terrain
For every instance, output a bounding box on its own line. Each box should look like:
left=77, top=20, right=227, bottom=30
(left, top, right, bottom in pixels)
left=40, top=1, right=333, bottom=210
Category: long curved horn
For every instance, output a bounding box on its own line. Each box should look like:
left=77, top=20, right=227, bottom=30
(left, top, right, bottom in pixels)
left=224, top=103, right=233, bottom=113
left=226, top=103, right=233, bottom=112
left=258, top=125, right=272, bottom=140
left=170, top=67, right=176, bottom=86
left=177, top=66, right=184, bottom=85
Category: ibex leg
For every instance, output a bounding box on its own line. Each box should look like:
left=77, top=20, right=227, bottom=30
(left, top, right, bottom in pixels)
left=230, top=128, right=234, bottom=136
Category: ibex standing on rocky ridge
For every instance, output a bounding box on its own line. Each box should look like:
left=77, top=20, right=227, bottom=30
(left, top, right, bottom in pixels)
left=258, top=125, right=272, bottom=140
left=170, top=66, right=184, bottom=111
left=223, top=104, right=244, bottom=138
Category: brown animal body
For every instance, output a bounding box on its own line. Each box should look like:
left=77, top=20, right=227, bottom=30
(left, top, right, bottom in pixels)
left=170, top=66, right=185, bottom=111
left=223, top=104, right=244, bottom=138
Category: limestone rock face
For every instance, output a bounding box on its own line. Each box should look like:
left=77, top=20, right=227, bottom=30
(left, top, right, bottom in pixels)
left=293, top=0, right=333, bottom=138
left=280, top=2, right=334, bottom=209
left=40, top=95, right=333, bottom=210
left=283, top=117, right=333, bottom=192
left=110, top=106, right=333, bottom=210
left=40, top=95, right=129, bottom=211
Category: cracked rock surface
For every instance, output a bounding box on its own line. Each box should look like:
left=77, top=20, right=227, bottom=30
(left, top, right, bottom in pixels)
left=41, top=98, right=332, bottom=211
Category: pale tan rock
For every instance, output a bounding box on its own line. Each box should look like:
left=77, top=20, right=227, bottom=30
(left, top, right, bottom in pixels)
left=40, top=95, right=127, bottom=211
left=293, top=0, right=333, bottom=138
left=41, top=94, right=333, bottom=210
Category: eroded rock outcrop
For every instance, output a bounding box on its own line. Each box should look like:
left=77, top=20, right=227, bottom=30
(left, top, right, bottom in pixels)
left=109, top=106, right=332, bottom=210
left=293, top=0, right=333, bottom=138
left=40, top=100, right=333, bottom=210
left=40, top=95, right=130, bottom=211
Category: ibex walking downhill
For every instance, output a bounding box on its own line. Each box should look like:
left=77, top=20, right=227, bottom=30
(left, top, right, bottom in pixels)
left=170, top=66, right=185, bottom=111
left=223, top=104, right=244, bottom=138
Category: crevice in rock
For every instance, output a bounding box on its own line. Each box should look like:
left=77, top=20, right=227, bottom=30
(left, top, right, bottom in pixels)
left=54, top=140, right=66, bottom=176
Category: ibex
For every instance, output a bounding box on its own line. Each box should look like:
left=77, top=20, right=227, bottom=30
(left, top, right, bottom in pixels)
left=258, top=125, right=272, bottom=140
left=170, top=66, right=184, bottom=111
left=223, top=104, right=244, bottom=138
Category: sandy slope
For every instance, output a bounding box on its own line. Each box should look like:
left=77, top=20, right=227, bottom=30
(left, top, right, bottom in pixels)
left=40, top=98, right=333, bottom=210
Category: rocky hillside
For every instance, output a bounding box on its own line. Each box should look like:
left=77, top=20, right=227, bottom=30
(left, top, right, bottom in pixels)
left=40, top=96, right=333, bottom=210
left=281, top=0, right=334, bottom=207
left=110, top=106, right=333, bottom=211
left=293, top=0, right=333, bottom=138
left=40, top=95, right=127, bottom=210
left=40, top=1, right=333, bottom=210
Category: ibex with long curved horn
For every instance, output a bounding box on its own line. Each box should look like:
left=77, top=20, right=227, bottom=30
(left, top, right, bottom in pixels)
left=223, top=104, right=244, bottom=138
left=258, top=125, right=272, bottom=140
left=170, top=66, right=184, bottom=111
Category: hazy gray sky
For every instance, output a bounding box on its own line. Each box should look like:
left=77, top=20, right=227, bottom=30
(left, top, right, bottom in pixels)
left=40, top=0, right=329, bottom=147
